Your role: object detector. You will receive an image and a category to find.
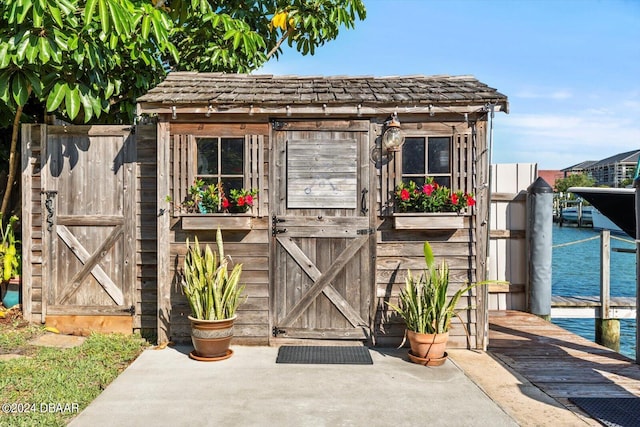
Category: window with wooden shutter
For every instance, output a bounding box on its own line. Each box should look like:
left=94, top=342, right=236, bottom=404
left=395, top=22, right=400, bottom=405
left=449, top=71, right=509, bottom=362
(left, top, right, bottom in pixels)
left=170, top=134, right=264, bottom=217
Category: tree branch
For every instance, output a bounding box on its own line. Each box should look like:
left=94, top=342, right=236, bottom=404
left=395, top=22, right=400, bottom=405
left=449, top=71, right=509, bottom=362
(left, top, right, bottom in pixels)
left=266, top=29, right=291, bottom=59
left=1, top=90, right=29, bottom=216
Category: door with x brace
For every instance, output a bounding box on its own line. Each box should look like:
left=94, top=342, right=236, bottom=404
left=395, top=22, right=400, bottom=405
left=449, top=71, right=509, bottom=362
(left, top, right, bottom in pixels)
left=271, top=124, right=374, bottom=340
left=41, top=126, right=135, bottom=319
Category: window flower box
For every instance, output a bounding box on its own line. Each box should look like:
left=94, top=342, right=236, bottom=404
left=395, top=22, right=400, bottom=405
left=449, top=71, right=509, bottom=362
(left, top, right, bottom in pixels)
left=181, top=214, right=252, bottom=231
left=392, top=212, right=465, bottom=230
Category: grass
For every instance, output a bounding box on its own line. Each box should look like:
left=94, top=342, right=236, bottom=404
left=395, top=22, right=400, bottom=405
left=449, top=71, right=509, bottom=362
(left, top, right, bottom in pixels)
left=0, top=308, right=149, bottom=426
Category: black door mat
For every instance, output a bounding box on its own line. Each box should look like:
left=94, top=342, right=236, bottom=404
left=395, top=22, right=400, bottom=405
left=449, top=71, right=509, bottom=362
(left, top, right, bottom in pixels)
left=276, top=346, right=373, bottom=365
left=569, top=397, right=640, bottom=427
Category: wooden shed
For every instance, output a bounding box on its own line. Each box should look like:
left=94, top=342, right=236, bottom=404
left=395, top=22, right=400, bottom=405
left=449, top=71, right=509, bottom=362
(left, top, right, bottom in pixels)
left=21, top=72, right=508, bottom=348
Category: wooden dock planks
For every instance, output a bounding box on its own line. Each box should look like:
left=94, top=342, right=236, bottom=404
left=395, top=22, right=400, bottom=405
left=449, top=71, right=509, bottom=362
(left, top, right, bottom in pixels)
left=489, top=311, right=640, bottom=404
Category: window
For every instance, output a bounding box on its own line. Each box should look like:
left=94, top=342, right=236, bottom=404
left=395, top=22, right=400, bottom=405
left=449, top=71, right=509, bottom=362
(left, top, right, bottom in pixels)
left=196, top=137, right=245, bottom=193
left=401, top=136, right=451, bottom=187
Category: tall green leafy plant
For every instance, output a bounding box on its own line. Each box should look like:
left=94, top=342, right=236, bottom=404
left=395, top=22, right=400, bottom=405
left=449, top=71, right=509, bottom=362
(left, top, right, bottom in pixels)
left=0, top=213, right=20, bottom=281
left=181, top=228, right=245, bottom=320
left=388, top=241, right=487, bottom=335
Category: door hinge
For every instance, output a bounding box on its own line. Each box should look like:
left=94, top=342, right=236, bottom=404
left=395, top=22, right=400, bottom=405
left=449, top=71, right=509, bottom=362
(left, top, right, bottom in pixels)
left=271, top=121, right=288, bottom=130
left=122, top=305, right=135, bottom=315
left=272, top=326, right=286, bottom=337
left=272, top=215, right=286, bottom=236
left=357, top=228, right=375, bottom=235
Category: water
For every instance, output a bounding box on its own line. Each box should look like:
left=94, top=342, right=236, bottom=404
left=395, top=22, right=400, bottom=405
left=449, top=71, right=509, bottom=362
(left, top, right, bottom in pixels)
left=552, top=223, right=637, bottom=359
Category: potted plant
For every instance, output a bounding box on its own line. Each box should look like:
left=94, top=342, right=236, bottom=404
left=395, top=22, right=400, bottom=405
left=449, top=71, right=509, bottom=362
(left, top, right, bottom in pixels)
left=0, top=214, right=21, bottom=309
left=387, top=241, right=488, bottom=366
left=181, top=228, right=246, bottom=361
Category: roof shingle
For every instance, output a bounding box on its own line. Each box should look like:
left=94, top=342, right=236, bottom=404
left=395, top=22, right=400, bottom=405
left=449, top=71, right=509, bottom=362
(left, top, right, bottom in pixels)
left=137, top=72, right=509, bottom=113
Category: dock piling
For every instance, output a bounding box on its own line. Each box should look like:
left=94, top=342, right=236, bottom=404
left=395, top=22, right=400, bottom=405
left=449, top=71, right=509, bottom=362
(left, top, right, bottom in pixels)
left=527, top=177, right=553, bottom=320
left=595, top=230, right=621, bottom=351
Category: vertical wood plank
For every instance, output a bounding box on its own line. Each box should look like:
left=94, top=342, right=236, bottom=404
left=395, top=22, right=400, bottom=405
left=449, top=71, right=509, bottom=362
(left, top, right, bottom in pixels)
left=244, top=134, right=251, bottom=190
left=186, top=135, right=194, bottom=197
left=21, top=124, right=34, bottom=322
left=40, top=125, right=58, bottom=323
left=258, top=135, right=265, bottom=217
left=171, top=135, right=180, bottom=216
left=157, top=121, right=171, bottom=343
left=124, top=131, right=137, bottom=326
left=475, top=122, right=489, bottom=350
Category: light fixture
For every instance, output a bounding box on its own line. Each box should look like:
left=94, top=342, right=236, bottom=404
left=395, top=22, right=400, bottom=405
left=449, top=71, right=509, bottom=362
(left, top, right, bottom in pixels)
left=381, top=112, right=405, bottom=152
left=171, top=105, right=177, bottom=120
left=286, top=105, right=291, bottom=116
left=206, top=104, right=213, bottom=117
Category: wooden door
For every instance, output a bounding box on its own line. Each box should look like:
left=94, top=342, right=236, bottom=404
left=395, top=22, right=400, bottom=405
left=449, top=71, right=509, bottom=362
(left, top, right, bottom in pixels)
left=271, top=125, right=374, bottom=340
left=41, top=126, right=136, bottom=328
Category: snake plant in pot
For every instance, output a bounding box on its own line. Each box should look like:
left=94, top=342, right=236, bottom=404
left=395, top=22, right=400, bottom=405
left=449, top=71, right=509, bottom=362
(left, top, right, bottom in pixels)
left=181, top=228, right=245, bottom=361
left=388, top=241, right=489, bottom=366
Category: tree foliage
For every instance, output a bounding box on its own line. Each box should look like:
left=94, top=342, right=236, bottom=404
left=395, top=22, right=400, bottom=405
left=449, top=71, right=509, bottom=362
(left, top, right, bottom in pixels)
left=0, top=0, right=366, bottom=215
left=554, top=173, right=596, bottom=193
left=0, top=0, right=366, bottom=125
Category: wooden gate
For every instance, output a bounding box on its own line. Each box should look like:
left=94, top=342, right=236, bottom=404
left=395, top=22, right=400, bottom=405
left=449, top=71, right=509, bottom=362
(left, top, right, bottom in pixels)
left=271, top=124, right=374, bottom=340
left=41, top=126, right=136, bottom=334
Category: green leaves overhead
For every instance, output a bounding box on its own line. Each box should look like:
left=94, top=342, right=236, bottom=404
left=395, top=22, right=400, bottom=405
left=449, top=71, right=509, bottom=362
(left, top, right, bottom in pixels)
left=0, top=0, right=366, bottom=124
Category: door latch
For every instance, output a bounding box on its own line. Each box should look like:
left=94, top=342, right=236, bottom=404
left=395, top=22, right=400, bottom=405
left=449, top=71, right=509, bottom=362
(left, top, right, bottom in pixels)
left=121, top=305, right=135, bottom=315
left=360, top=188, right=369, bottom=215
left=272, top=326, right=286, bottom=337
left=357, top=228, right=375, bottom=235
left=40, top=190, right=58, bottom=231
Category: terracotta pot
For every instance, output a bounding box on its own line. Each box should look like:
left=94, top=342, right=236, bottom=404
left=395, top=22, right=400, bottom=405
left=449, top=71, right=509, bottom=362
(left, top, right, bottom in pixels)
left=406, top=330, right=449, bottom=361
left=188, top=315, right=236, bottom=360
left=408, top=350, right=448, bottom=367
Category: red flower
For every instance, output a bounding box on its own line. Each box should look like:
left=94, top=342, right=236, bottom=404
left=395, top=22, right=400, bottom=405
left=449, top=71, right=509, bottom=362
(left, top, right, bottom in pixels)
left=400, top=188, right=410, bottom=201
left=451, top=193, right=459, bottom=205
left=422, top=184, right=435, bottom=196
left=237, top=196, right=245, bottom=206
left=222, top=198, right=230, bottom=209
left=245, top=194, right=254, bottom=206
left=466, top=194, right=476, bottom=206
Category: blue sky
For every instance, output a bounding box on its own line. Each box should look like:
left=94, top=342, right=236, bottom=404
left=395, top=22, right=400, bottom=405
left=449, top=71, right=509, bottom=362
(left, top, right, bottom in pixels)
left=258, top=0, right=640, bottom=170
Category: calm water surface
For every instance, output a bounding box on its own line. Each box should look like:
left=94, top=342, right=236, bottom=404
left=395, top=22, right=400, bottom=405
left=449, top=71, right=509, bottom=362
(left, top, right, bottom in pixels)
left=552, top=223, right=637, bottom=359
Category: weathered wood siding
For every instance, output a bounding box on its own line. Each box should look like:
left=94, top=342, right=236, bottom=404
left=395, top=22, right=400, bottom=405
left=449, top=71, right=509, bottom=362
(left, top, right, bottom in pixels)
left=158, top=121, right=271, bottom=345
left=373, top=119, right=489, bottom=349
left=21, top=123, right=157, bottom=338
left=488, top=163, right=537, bottom=311
left=135, top=122, right=159, bottom=338
left=21, top=124, right=44, bottom=322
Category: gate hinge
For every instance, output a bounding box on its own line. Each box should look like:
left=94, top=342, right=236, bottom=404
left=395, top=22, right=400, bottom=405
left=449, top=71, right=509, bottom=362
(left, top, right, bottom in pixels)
left=272, top=326, right=286, bottom=337
left=122, top=305, right=135, bottom=315
left=271, top=121, right=288, bottom=130
left=272, top=215, right=287, bottom=236
left=357, top=228, right=375, bottom=235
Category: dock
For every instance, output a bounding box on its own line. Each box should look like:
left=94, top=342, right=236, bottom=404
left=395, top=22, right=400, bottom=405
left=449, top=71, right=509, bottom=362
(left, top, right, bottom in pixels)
left=551, top=295, right=637, bottom=318
left=488, top=311, right=640, bottom=424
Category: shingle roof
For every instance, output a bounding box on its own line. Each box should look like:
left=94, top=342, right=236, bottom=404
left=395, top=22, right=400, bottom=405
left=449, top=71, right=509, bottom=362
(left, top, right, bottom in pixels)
left=137, top=72, right=509, bottom=112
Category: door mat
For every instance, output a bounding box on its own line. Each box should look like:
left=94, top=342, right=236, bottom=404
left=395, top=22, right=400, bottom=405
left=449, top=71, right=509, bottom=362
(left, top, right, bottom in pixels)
left=276, top=346, right=373, bottom=365
left=569, top=397, right=640, bottom=427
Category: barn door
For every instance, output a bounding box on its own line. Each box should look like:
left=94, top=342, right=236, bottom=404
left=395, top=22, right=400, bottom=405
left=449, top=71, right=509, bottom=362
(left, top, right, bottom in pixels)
left=271, top=125, right=374, bottom=340
left=41, top=126, right=136, bottom=329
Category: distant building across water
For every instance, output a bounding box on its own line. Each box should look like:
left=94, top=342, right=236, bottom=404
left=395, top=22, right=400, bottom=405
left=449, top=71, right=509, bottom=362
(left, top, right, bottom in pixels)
left=539, top=149, right=640, bottom=188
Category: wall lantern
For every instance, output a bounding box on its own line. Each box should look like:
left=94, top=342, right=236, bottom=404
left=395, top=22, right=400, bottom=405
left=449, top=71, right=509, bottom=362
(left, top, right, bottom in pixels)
left=381, top=112, right=405, bottom=152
